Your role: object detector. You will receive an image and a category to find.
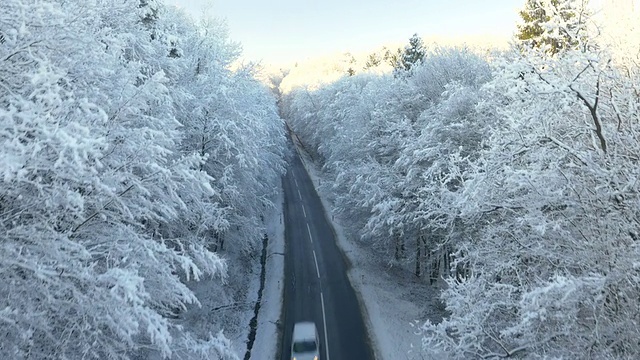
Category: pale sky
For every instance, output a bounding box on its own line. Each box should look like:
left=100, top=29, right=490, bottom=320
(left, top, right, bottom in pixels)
left=164, top=0, right=522, bottom=65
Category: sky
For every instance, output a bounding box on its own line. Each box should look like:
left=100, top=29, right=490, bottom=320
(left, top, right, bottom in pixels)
left=164, top=0, right=522, bottom=66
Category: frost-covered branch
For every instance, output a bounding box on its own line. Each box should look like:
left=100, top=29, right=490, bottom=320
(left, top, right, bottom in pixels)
left=569, top=72, right=607, bottom=152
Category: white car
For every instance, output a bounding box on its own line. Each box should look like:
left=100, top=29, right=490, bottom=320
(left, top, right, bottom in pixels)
left=291, top=321, right=320, bottom=360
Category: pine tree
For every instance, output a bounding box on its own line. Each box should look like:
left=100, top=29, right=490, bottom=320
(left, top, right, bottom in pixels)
left=401, top=33, right=426, bottom=71
left=384, top=47, right=403, bottom=69
left=389, top=34, right=427, bottom=75
left=516, top=0, right=589, bottom=55
left=363, top=52, right=382, bottom=70
left=345, top=52, right=357, bottom=76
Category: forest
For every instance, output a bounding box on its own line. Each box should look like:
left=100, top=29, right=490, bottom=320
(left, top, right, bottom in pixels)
left=282, top=0, right=640, bottom=358
left=3, top=0, right=640, bottom=359
left=1, top=0, right=286, bottom=358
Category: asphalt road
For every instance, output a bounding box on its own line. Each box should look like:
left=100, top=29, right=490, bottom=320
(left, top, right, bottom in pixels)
left=279, top=139, right=374, bottom=360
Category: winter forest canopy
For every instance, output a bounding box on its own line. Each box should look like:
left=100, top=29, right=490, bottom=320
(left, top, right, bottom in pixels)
left=3, top=0, right=640, bottom=359
left=1, top=0, right=286, bottom=359
left=281, top=0, right=640, bottom=358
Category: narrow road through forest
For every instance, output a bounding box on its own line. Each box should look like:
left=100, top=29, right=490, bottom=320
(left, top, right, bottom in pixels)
left=279, top=138, right=374, bottom=360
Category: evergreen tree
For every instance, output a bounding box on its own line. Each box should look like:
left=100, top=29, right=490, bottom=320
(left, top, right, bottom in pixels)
left=363, top=52, right=382, bottom=70
left=345, top=52, right=357, bottom=76
left=384, top=47, right=403, bottom=69
left=390, top=34, right=426, bottom=75
left=517, top=0, right=589, bottom=55
left=401, top=33, right=426, bottom=71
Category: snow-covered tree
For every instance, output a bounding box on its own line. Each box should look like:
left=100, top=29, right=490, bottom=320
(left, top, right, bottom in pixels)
left=420, top=5, right=640, bottom=358
left=400, top=33, right=427, bottom=72
left=283, top=3, right=640, bottom=356
left=283, top=46, right=493, bottom=280
left=0, top=1, right=285, bottom=359
left=516, top=0, right=591, bottom=55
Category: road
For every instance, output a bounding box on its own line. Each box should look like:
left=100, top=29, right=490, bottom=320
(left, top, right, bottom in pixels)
left=279, top=139, right=374, bottom=360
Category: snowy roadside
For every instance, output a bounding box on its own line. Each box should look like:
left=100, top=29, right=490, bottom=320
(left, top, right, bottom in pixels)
left=248, top=188, right=286, bottom=360
left=292, top=139, right=445, bottom=360
left=155, top=187, right=284, bottom=360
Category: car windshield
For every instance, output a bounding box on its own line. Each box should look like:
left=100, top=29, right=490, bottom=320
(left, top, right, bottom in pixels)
left=292, top=340, right=317, bottom=353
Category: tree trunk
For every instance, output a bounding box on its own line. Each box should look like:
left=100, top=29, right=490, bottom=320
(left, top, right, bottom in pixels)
left=454, top=250, right=467, bottom=282
left=211, top=231, right=222, bottom=252
left=430, top=253, right=440, bottom=285
left=415, top=235, right=422, bottom=277
left=394, top=234, right=400, bottom=261
left=394, top=233, right=405, bottom=261
left=443, top=247, right=451, bottom=278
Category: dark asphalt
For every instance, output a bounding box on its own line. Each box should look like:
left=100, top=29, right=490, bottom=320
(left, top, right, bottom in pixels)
left=279, top=138, right=374, bottom=360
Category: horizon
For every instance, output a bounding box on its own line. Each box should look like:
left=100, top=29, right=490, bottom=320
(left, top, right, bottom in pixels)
left=164, top=0, right=521, bottom=66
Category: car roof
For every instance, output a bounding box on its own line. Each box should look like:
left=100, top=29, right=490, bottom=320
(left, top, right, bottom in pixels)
left=292, top=322, right=317, bottom=341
